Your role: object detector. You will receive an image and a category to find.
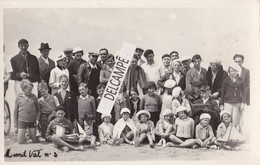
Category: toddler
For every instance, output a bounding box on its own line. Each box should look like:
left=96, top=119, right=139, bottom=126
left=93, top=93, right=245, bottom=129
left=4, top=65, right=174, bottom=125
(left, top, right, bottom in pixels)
left=98, top=114, right=114, bottom=145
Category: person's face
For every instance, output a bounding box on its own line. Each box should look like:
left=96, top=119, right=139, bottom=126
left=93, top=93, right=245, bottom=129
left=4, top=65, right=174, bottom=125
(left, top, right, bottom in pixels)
left=210, top=63, right=218, bottom=72
left=130, top=91, right=138, bottom=101
left=74, top=51, right=83, bottom=60
left=89, top=55, right=98, bottom=64
left=39, top=88, right=49, bottom=98
left=79, top=86, right=88, bottom=96
left=234, top=57, right=243, bottom=68
left=147, top=87, right=155, bottom=96
left=97, top=87, right=105, bottom=97
left=164, top=114, right=172, bottom=122
left=162, top=57, right=171, bottom=67
left=56, top=110, right=66, bottom=121
left=145, top=54, right=154, bottom=64
left=134, top=50, right=143, bottom=60
left=100, top=50, right=108, bottom=61
left=40, top=49, right=50, bottom=58
left=18, top=43, right=29, bottom=53
left=200, top=90, right=210, bottom=99
left=229, top=67, right=238, bottom=78
left=172, top=61, right=181, bottom=72
left=103, top=116, right=111, bottom=123
left=170, top=53, right=179, bottom=61
left=193, top=59, right=201, bottom=68
left=60, top=77, right=69, bottom=89
left=122, top=112, right=130, bottom=121
left=222, top=114, right=231, bottom=124
left=57, top=58, right=67, bottom=68
left=64, top=51, right=73, bottom=58
left=140, top=114, right=148, bottom=123
left=23, top=85, right=33, bottom=96
left=106, top=57, right=115, bottom=68
left=131, top=58, right=138, bottom=68
left=201, top=118, right=210, bottom=127
left=182, top=61, right=191, bottom=69
left=177, top=111, right=187, bottom=119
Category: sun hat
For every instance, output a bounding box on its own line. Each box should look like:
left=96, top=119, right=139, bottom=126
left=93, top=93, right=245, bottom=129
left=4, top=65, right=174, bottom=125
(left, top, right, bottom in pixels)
left=176, top=106, right=187, bottom=113
left=200, top=113, right=211, bottom=120
left=136, top=110, right=151, bottom=120
left=56, top=52, right=67, bottom=62
left=162, top=109, right=173, bottom=117
left=101, top=114, right=111, bottom=120
left=164, top=80, right=176, bottom=89
left=172, top=86, right=182, bottom=98
left=228, top=62, right=240, bottom=72
left=73, top=47, right=84, bottom=54
left=120, top=108, right=131, bottom=115
left=220, top=110, right=231, bottom=119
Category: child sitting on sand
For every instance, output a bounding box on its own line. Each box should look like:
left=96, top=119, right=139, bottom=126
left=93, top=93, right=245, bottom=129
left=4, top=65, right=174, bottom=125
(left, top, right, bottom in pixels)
left=155, top=109, right=175, bottom=148
left=195, top=113, right=217, bottom=148
left=112, top=108, right=137, bottom=146
left=98, top=114, right=114, bottom=145
left=135, top=110, right=155, bottom=148
left=214, top=110, right=245, bottom=150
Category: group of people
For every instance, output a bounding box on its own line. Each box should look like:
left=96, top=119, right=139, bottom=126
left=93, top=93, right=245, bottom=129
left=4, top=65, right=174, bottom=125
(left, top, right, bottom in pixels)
left=4, top=38, right=249, bottom=152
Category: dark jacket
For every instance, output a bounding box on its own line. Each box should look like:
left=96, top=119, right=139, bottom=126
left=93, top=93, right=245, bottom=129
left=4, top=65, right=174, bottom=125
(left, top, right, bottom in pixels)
left=206, top=65, right=228, bottom=98
left=240, top=67, right=250, bottom=105
left=38, top=56, right=55, bottom=84
left=11, top=52, right=40, bottom=82
left=77, top=61, right=101, bottom=85
left=54, top=90, right=78, bottom=122
left=157, top=71, right=186, bottom=91
left=220, top=77, right=245, bottom=105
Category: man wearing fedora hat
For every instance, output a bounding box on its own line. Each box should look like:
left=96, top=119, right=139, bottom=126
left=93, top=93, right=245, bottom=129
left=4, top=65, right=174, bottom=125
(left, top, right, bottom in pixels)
left=38, top=42, right=55, bottom=94
left=10, top=39, right=40, bottom=97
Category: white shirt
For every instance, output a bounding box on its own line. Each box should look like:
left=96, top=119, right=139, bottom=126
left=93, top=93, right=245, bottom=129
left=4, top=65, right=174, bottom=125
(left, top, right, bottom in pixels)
left=141, top=62, right=160, bottom=85
left=89, top=62, right=98, bottom=69
left=41, top=56, right=49, bottom=65
left=173, top=71, right=181, bottom=84
left=202, top=97, right=209, bottom=104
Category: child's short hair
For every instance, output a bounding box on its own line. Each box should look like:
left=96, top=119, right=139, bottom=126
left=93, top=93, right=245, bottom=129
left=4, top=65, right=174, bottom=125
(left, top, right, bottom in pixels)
left=20, top=79, right=33, bottom=91
left=55, top=105, right=66, bottom=112
left=38, top=80, right=48, bottom=91
left=200, top=85, right=210, bottom=92
left=79, top=83, right=88, bottom=89
left=97, top=83, right=106, bottom=90
left=59, top=74, right=69, bottom=81
left=106, top=54, right=115, bottom=61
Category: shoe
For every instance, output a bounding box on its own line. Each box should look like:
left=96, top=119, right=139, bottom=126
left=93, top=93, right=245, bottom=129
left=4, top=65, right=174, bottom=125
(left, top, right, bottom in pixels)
left=166, top=142, right=175, bottom=147
left=157, top=139, right=163, bottom=146
left=210, top=145, right=218, bottom=149
left=62, top=146, right=70, bottom=152
left=192, top=144, right=199, bottom=149
left=149, top=144, right=155, bottom=148
left=76, top=145, right=84, bottom=151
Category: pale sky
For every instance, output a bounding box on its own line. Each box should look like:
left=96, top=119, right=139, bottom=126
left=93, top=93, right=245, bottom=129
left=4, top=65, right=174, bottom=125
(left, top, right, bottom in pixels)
left=3, top=7, right=256, bottom=70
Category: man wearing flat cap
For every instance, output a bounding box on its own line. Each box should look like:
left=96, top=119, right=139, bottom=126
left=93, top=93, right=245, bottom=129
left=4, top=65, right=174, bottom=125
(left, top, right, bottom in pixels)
left=158, top=54, right=172, bottom=78
left=134, top=48, right=145, bottom=66
left=10, top=39, right=40, bottom=97
left=38, top=42, right=55, bottom=94
left=63, top=48, right=74, bottom=66
left=141, top=49, right=160, bottom=92
left=77, top=52, right=101, bottom=98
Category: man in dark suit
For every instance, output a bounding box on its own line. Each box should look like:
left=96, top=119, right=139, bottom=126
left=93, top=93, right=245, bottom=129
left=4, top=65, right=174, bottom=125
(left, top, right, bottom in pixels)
left=233, top=54, right=250, bottom=105
left=10, top=39, right=40, bottom=97
left=97, top=48, right=108, bottom=69
left=38, top=43, right=55, bottom=94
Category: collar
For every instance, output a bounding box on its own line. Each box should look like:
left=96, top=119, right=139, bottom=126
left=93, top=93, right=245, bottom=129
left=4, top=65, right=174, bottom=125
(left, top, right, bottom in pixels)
left=202, top=97, right=209, bottom=103
left=89, top=61, right=98, bottom=69
left=80, top=95, right=89, bottom=99
left=58, top=88, right=70, bottom=93
left=199, top=123, right=209, bottom=129
left=41, top=56, right=49, bottom=63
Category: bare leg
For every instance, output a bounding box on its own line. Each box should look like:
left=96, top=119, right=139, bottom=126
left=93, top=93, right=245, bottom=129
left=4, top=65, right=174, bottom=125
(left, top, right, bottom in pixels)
left=179, top=139, right=196, bottom=148
left=138, top=133, right=147, bottom=145
left=169, top=135, right=183, bottom=144
left=214, top=141, right=232, bottom=150
left=90, top=136, right=96, bottom=148
left=17, top=129, right=27, bottom=144
left=52, top=135, right=83, bottom=151
left=28, top=128, right=39, bottom=143
left=146, top=133, right=154, bottom=148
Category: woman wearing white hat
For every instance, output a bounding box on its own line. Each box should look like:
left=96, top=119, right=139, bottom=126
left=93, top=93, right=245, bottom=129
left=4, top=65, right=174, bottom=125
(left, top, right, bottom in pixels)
left=219, top=63, right=245, bottom=132
left=49, top=52, right=70, bottom=94
left=67, top=47, right=86, bottom=96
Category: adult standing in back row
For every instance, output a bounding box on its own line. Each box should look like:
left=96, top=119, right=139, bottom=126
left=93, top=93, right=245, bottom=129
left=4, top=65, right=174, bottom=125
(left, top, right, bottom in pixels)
left=77, top=52, right=101, bottom=98
left=38, top=43, right=55, bottom=94
left=11, top=39, right=40, bottom=97
left=185, top=54, right=207, bottom=103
